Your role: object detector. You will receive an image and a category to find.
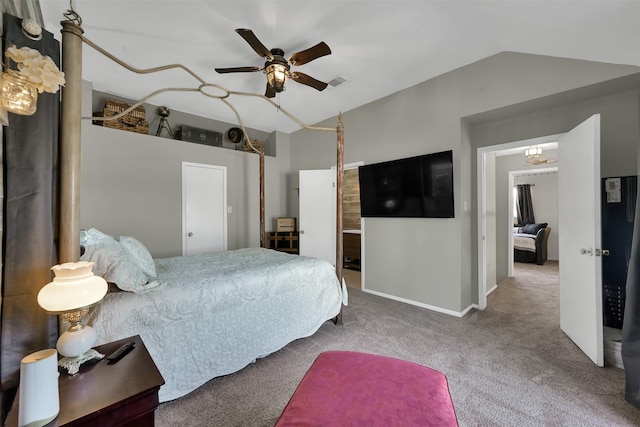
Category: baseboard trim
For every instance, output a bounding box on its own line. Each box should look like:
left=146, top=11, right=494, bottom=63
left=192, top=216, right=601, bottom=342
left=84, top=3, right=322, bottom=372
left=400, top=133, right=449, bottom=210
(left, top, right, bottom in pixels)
left=362, top=288, right=469, bottom=318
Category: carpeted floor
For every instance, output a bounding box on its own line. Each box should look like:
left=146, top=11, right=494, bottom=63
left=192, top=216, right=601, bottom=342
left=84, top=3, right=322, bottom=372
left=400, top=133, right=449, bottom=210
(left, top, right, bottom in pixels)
left=155, top=261, right=640, bottom=426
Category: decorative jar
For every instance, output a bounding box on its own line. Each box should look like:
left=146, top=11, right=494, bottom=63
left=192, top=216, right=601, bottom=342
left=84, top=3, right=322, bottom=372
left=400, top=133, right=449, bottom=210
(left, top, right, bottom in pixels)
left=1, top=69, right=37, bottom=116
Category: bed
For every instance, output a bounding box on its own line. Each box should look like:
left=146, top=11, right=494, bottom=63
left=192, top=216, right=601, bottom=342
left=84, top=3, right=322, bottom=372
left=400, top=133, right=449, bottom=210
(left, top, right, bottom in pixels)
left=81, top=228, right=346, bottom=402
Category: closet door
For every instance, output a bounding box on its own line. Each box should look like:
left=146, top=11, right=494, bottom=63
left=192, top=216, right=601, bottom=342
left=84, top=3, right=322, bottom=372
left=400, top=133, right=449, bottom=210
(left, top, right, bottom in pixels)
left=182, top=162, right=227, bottom=256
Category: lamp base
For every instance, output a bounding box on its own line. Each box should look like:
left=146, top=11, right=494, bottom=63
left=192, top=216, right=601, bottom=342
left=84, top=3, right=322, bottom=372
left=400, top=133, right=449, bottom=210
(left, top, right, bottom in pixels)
left=58, top=349, right=104, bottom=375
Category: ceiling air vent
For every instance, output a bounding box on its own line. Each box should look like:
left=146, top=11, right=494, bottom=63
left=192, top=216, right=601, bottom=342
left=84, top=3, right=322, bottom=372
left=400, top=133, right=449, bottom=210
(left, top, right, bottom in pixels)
left=328, top=76, right=346, bottom=87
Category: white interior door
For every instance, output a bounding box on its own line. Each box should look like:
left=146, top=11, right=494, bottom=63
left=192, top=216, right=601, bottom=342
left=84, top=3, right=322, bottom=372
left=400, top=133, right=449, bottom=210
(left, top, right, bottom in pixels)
left=299, top=169, right=336, bottom=264
left=182, top=162, right=227, bottom=256
left=558, top=114, right=603, bottom=366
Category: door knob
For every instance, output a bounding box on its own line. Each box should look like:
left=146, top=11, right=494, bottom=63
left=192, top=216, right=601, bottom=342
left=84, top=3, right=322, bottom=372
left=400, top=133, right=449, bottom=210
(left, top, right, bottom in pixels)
left=188, top=232, right=193, bottom=237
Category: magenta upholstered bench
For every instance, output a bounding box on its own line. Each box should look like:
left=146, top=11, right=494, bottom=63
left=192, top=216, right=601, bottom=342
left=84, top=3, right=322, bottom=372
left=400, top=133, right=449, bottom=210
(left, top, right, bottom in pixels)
left=275, top=350, right=458, bottom=426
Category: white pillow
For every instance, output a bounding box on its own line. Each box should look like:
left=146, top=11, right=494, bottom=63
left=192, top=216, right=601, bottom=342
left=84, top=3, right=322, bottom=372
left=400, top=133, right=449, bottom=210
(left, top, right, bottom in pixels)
left=80, top=229, right=149, bottom=293
left=81, top=227, right=114, bottom=246
left=120, top=236, right=157, bottom=279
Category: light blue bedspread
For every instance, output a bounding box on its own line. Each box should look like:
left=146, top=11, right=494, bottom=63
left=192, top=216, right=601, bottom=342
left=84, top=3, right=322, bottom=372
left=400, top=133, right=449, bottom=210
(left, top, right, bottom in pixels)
left=88, top=247, right=345, bottom=402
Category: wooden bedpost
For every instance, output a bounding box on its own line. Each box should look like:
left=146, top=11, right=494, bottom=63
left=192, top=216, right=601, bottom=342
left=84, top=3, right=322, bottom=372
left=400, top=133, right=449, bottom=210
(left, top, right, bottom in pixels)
left=334, top=114, right=345, bottom=325
left=59, top=18, right=84, bottom=263
left=260, top=149, right=266, bottom=248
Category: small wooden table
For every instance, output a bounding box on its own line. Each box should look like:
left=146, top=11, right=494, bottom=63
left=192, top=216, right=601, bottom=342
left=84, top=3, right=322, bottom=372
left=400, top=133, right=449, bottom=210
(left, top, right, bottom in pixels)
left=5, top=335, right=165, bottom=427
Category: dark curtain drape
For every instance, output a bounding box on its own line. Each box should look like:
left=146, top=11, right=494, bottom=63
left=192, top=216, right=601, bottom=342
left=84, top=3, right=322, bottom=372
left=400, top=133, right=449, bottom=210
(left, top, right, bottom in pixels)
left=0, top=13, right=59, bottom=414
left=622, top=177, right=640, bottom=406
left=516, top=184, right=535, bottom=225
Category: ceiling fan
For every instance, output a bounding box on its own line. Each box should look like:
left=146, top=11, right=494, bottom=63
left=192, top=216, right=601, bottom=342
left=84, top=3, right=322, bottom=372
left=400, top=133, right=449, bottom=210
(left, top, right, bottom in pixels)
left=215, top=28, right=331, bottom=98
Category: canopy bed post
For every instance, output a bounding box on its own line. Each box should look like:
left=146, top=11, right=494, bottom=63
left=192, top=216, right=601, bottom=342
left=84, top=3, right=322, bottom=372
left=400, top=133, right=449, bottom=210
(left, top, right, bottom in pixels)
left=335, top=114, right=344, bottom=324
left=260, top=150, right=266, bottom=247
left=59, top=18, right=84, bottom=262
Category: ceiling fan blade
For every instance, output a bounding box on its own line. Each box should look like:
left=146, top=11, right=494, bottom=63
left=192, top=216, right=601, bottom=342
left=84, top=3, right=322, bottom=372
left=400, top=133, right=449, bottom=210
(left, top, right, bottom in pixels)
left=265, top=83, right=276, bottom=98
left=215, top=66, right=262, bottom=74
left=290, top=72, right=328, bottom=91
left=289, top=42, right=331, bottom=66
left=235, top=28, right=274, bottom=60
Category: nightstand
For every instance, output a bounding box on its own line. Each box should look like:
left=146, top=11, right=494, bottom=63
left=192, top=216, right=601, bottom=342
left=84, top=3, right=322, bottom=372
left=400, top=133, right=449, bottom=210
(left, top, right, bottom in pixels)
left=5, top=335, right=165, bottom=427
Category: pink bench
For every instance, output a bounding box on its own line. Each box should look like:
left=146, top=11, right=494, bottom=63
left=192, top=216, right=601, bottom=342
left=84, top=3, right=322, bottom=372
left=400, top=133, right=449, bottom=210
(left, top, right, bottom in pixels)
left=275, top=350, right=458, bottom=426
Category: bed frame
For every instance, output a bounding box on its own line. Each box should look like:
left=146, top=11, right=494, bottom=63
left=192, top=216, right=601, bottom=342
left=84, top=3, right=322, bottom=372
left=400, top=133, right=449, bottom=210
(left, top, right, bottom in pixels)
left=56, top=11, right=346, bottom=322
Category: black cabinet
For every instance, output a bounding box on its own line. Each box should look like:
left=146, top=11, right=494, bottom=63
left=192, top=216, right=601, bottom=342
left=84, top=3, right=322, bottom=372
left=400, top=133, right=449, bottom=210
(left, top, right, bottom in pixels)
left=602, top=176, right=637, bottom=329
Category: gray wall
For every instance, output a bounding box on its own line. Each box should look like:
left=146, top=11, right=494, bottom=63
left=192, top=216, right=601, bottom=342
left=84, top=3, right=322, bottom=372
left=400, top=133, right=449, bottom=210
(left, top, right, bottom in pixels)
left=80, top=82, right=291, bottom=258
left=79, top=52, right=640, bottom=314
left=472, top=88, right=640, bottom=296
left=289, top=52, right=640, bottom=314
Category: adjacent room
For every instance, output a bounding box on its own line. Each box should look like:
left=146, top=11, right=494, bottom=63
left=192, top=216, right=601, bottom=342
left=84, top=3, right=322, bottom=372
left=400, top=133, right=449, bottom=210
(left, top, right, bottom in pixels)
left=1, top=1, right=640, bottom=426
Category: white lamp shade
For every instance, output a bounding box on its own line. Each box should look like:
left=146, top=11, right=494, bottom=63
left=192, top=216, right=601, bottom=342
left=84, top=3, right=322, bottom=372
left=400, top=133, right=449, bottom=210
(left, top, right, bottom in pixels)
left=37, top=261, right=108, bottom=313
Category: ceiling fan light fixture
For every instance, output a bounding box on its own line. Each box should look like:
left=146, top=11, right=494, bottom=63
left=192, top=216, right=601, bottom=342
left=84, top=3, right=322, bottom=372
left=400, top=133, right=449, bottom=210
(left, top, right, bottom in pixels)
left=265, top=62, right=289, bottom=93
left=218, top=29, right=331, bottom=96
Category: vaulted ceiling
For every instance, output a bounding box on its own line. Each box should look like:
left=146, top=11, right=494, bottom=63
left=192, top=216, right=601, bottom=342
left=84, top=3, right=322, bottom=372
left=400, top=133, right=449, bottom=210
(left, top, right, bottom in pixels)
left=40, top=1, right=640, bottom=133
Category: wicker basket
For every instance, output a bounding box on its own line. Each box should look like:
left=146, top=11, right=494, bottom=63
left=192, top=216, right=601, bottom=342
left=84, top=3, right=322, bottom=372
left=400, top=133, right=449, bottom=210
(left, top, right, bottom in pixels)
left=243, top=140, right=264, bottom=154
left=93, top=98, right=149, bottom=135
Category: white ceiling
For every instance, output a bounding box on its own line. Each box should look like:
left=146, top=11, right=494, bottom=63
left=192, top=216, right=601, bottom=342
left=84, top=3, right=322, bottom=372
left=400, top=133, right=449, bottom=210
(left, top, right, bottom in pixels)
left=39, top=1, right=640, bottom=134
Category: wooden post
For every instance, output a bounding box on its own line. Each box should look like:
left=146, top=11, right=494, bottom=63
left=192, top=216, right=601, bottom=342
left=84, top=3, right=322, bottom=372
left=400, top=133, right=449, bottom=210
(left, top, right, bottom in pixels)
left=59, top=19, right=84, bottom=263
left=260, top=150, right=265, bottom=248
left=335, top=114, right=345, bottom=324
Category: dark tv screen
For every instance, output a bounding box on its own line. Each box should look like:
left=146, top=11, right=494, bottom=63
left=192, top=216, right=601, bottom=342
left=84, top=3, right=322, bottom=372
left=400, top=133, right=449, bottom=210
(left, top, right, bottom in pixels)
left=358, top=150, right=454, bottom=218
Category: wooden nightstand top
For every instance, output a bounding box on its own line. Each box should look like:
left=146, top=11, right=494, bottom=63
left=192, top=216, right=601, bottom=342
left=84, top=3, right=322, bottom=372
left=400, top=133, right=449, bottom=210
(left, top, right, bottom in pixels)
left=6, top=335, right=165, bottom=427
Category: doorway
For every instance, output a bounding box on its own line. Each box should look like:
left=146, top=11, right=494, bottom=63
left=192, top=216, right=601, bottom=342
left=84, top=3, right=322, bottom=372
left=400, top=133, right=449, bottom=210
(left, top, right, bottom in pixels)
left=509, top=168, right=559, bottom=277
left=478, top=115, right=604, bottom=367
left=299, top=163, right=363, bottom=288
left=477, top=134, right=561, bottom=309
left=343, top=164, right=363, bottom=289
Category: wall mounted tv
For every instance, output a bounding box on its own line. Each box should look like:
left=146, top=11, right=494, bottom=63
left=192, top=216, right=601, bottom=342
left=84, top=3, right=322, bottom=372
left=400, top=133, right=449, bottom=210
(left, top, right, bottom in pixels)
left=358, top=150, right=454, bottom=218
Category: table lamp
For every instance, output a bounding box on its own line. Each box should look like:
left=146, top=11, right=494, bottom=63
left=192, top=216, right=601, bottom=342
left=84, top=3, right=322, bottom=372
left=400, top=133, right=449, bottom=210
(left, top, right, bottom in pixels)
left=37, top=261, right=108, bottom=374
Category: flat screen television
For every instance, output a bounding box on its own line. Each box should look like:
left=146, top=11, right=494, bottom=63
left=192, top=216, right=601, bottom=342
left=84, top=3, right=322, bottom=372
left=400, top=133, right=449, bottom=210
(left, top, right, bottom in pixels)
left=358, top=150, right=454, bottom=218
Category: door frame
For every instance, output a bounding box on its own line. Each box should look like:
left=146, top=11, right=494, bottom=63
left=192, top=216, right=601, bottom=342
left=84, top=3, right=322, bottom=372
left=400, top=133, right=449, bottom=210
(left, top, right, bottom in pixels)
left=182, top=161, right=228, bottom=256
left=334, top=162, right=364, bottom=287
left=477, top=133, right=561, bottom=309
